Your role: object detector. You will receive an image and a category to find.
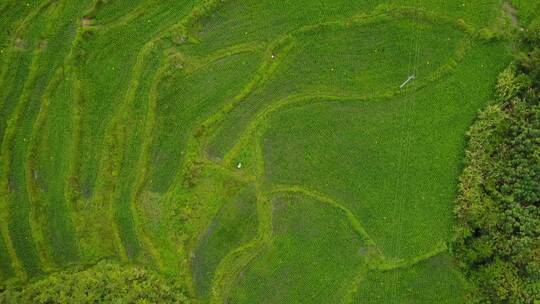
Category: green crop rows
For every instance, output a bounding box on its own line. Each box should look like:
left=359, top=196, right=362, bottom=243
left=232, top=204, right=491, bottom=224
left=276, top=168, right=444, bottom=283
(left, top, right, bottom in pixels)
left=0, top=0, right=518, bottom=302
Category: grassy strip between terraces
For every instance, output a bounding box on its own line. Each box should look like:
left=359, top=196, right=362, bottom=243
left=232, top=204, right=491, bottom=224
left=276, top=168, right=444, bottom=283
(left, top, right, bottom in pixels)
left=32, top=67, right=80, bottom=267
left=25, top=0, right=101, bottom=270
left=207, top=132, right=269, bottom=304
left=190, top=186, right=258, bottom=300
left=176, top=3, right=510, bottom=302
left=92, top=38, right=163, bottom=264
left=224, top=191, right=366, bottom=304
left=355, top=253, right=471, bottom=303
left=26, top=69, right=74, bottom=268
left=0, top=1, right=68, bottom=278
left=63, top=0, right=218, bottom=266
left=0, top=0, right=57, bottom=115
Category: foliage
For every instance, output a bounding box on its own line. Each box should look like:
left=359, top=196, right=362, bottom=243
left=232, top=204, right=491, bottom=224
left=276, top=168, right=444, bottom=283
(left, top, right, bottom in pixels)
left=0, top=261, right=191, bottom=304
left=0, top=0, right=519, bottom=303
left=453, top=45, right=540, bottom=303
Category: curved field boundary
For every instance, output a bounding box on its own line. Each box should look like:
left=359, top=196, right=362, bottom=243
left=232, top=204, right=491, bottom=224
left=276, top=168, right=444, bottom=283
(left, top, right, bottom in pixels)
left=186, top=42, right=265, bottom=76
left=0, top=50, right=44, bottom=280
left=0, top=0, right=109, bottom=280
left=23, top=0, right=95, bottom=268
left=0, top=0, right=58, bottom=111
left=269, top=185, right=455, bottom=304
left=217, top=24, right=478, bottom=166
left=210, top=133, right=270, bottom=304
left=160, top=5, right=483, bottom=211
left=120, top=42, right=262, bottom=270
left=126, top=61, right=170, bottom=271
left=25, top=68, right=66, bottom=270
left=187, top=6, right=488, bottom=171
left=7, top=0, right=238, bottom=280
left=92, top=17, right=193, bottom=264
left=87, top=2, right=154, bottom=32
left=59, top=0, right=266, bottom=277
left=97, top=24, right=265, bottom=270
left=376, top=242, right=448, bottom=272
left=163, top=35, right=293, bottom=196
left=342, top=244, right=452, bottom=304
left=56, top=0, right=135, bottom=265
left=220, top=29, right=465, bottom=165
left=209, top=188, right=272, bottom=304
left=270, top=185, right=380, bottom=251
left=93, top=38, right=163, bottom=263
left=178, top=7, right=492, bottom=299
left=0, top=0, right=506, bottom=295
left=192, top=35, right=295, bottom=146
left=0, top=20, right=60, bottom=277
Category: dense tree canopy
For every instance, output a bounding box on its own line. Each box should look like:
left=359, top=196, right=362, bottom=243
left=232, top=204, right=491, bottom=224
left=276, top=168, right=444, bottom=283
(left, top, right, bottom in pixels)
left=453, top=24, right=540, bottom=304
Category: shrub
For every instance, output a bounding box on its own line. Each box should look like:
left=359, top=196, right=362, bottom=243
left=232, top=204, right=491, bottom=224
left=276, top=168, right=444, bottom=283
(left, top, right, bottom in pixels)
left=0, top=261, right=192, bottom=304
left=453, top=47, right=540, bottom=303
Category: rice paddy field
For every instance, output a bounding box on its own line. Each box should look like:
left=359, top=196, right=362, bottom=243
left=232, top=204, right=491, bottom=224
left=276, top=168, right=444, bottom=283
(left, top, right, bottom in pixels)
left=0, top=0, right=530, bottom=303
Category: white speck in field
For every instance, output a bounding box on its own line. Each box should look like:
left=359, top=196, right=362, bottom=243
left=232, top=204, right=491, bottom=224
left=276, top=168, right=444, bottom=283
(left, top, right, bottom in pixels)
left=271, top=54, right=275, bottom=59
left=237, top=162, right=242, bottom=169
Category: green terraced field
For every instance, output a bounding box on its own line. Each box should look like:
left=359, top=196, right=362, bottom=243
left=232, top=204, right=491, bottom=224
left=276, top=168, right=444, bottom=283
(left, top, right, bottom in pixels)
left=0, top=0, right=522, bottom=302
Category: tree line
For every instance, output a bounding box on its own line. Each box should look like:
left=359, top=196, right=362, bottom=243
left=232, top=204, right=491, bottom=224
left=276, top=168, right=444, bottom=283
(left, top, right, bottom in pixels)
left=453, top=20, right=540, bottom=304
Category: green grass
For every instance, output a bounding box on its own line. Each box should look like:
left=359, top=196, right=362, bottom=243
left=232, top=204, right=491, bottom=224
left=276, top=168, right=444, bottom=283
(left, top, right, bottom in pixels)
left=226, top=192, right=366, bottom=304
left=191, top=186, right=258, bottom=300
left=354, top=253, right=470, bottom=303
left=1, top=0, right=90, bottom=277
left=184, top=0, right=499, bottom=57
left=147, top=51, right=263, bottom=193
left=34, top=73, right=79, bottom=265
left=76, top=1, right=199, bottom=199
left=261, top=41, right=509, bottom=259
left=0, top=0, right=516, bottom=303
left=207, top=15, right=467, bottom=158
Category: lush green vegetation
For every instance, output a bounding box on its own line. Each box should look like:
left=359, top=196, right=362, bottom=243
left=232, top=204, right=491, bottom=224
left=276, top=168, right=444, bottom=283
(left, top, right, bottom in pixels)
left=453, top=22, right=540, bottom=303
left=0, top=0, right=536, bottom=303
left=0, top=261, right=191, bottom=303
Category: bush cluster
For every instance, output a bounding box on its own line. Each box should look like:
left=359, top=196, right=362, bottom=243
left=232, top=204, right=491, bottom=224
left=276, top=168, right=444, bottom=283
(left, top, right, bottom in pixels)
left=453, top=30, right=540, bottom=303
left=0, top=261, right=191, bottom=304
